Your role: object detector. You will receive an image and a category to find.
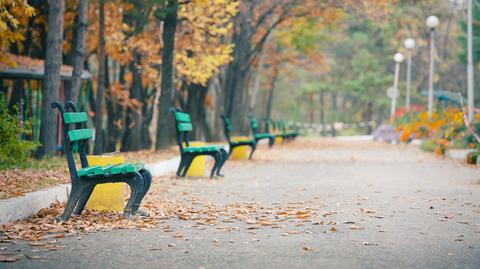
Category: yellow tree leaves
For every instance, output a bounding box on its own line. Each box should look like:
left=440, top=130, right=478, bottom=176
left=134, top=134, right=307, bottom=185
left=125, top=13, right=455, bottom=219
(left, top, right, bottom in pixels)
left=0, top=0, right=35, bottom=65
left=175, top=0, right=239, bottom=86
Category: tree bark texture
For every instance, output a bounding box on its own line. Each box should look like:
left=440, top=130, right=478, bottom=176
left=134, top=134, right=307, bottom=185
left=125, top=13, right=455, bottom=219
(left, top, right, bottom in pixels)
left=186, top=83, right=212, bottom=141
left=37, top=0, right=65, bottom=157
left=93, top=1, right=106, bottom=154
left=66, top=0, right=89, bottom=102
left=122, top=53, right=144, bottom=151
left=319, top=91, right=325, bottom=136
left=156, top=0, right=178, bottom=150
left=264, top=73, right=277, bottom=121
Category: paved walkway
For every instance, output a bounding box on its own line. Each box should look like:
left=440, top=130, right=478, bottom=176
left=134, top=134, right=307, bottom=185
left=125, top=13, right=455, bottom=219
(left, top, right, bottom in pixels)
left=1, top=138, right=479, bottom=268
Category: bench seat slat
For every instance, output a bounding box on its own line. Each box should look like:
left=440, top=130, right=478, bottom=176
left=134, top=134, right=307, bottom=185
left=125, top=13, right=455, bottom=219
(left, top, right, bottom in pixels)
left=184, top=146, right=220, bottom=153
left=78, top=162, right=144, bottom=177
left=254, top=133, right=274, bottom=139
left=77, top=165, right=101, bottom=177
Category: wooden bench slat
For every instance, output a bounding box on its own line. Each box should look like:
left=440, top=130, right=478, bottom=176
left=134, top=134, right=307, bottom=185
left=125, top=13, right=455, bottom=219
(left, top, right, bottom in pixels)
left=63, top=112, right=88, bottom=124
left=175, top=112, right=191, bottom=123
left=77, top=165, right=101, bottom=177
left=122, top=162, right=144, bottom=173
left=68, top=129, right=93, bottom=142
left=177, top=123, right=193, bottom=132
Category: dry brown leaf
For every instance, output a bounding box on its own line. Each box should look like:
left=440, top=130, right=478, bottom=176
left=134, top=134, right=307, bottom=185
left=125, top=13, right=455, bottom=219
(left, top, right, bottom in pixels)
left=26, top=255, right=43, bottom=260
left=302, top=246, right=314, bottom=252
left=0, top=254, right=21, bottom=262
left=28, top=242, right=47, bottom=247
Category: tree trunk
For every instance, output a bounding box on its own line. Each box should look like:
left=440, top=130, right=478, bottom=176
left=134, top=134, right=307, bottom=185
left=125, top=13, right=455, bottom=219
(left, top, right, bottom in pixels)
left=331, top=93, right=337, bottom=137
left=319, top=91, right=325, bottom=136
left=264, top=73, right=277, bottom=121
left=308, top=91, right=314, bottom=124
left=106, top=65, right=126, bottom=152
left=141, top=86, right=153, bottom=149
left=248, top=51, right=264, bottom=115
left=122, top=53, right=144, bottom=151
left=93, top=1, right=106, bottom=154
left=156, top=0, right=178, bottom=150
left=65, top=0, right=88, bottom=102
left=223, top=12, right=254, bottom=135
left=211, top=73, right=224, bottom=140
left=366, top=101, right=373, bottom=135
left=36, top=0, right=64, bottom=158
left=186, top=83, right=212, bottom=141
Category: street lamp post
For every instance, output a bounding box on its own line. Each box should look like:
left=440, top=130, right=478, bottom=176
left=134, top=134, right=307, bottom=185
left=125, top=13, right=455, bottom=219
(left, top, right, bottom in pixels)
left=391, top=52, right=404, bottom=122
left=467, top=0, right=475, bottom=122
left=404, top=38, right=415, bottom=112
left=426, top=15, right=439, bottom=120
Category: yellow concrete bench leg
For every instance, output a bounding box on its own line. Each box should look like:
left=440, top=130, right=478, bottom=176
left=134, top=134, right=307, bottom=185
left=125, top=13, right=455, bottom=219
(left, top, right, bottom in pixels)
left=85, top=155, right=125, bottom=212
left=182, top=141, right=206, bottom=176
left=230, top=136, right=249, bottom=160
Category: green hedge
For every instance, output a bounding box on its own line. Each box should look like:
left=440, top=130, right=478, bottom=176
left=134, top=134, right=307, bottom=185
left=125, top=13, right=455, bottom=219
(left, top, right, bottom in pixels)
left=0, top=94, right=37, bottom=169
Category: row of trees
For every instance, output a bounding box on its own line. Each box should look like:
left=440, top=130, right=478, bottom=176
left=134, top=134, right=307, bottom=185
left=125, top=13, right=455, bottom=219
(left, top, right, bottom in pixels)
left=268, top=0, right=480, bottom=131
left=1, top=0, right=397, bottom=157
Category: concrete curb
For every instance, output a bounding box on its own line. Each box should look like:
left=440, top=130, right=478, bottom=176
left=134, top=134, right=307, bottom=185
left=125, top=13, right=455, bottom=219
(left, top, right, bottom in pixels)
left=0, top=184, right=71, bottom=225
left=0, top=157, right=180, bottom=225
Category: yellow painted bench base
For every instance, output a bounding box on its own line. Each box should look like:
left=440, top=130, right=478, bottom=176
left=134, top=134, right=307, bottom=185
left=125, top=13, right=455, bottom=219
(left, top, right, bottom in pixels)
left=230, top=136, right=249, bottom=160
left=85, top=155, right=125, bottom=212
left=182, top=141, right=206, bottom=177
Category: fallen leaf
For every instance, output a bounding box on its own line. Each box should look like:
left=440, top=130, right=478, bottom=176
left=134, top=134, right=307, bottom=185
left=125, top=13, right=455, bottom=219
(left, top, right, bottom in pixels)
left=28, top=242, right=47, bottom=247
left=0, top=254, right=21, bottom=262
left=302, top=246, right=314, bottom=252
left=26, top=255, right=43, bottom=260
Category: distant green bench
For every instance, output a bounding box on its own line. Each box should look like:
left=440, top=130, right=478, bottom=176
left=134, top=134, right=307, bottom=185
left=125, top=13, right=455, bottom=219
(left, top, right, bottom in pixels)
left=171, top=108, right=227, bottom=178
left=264, top=118, right=287, bottom=141
left=52, top=101, right=151, bottom=221
left=264, top=119, right=299, bottom=142
left=276, top=120, right=299, bottom=141
left=221, top=115, right=256, bottom=159
left=249, top=116, right=275, bottom=147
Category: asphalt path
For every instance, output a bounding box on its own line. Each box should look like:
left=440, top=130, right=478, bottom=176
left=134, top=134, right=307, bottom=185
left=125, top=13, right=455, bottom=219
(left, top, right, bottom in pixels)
left=1, top=138, right=479, bottom=269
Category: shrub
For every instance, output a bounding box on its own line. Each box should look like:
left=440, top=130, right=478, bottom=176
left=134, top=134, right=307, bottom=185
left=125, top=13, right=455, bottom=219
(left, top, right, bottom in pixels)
left=420, top=138, right=436, bottom=153
left=0, top=94, right=37, bottom=169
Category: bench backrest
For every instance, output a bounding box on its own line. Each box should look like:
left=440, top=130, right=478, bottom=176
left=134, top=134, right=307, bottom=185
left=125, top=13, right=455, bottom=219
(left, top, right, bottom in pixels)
left=52, top=101, right=91, bottom=181
left=263, top=118, right=271, bottom=133
left=220, top=115, right=232, bottom=143
left=170, top=108, right=192, bottom=153
left=250, top=117, right=259, bottom=135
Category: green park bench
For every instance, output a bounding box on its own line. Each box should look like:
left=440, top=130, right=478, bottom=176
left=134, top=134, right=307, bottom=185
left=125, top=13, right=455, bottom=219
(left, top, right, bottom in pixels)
left=249, top=116, right=275, bottom=147
left=276, top=120, right=299, bottom=141
left=264, top=118, right=288, bottom=142
left=170, top=108, right=227, bottom=178
left=51, top=101, right=151, bottom=221
left=221, top=115, right=257, bottom=159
